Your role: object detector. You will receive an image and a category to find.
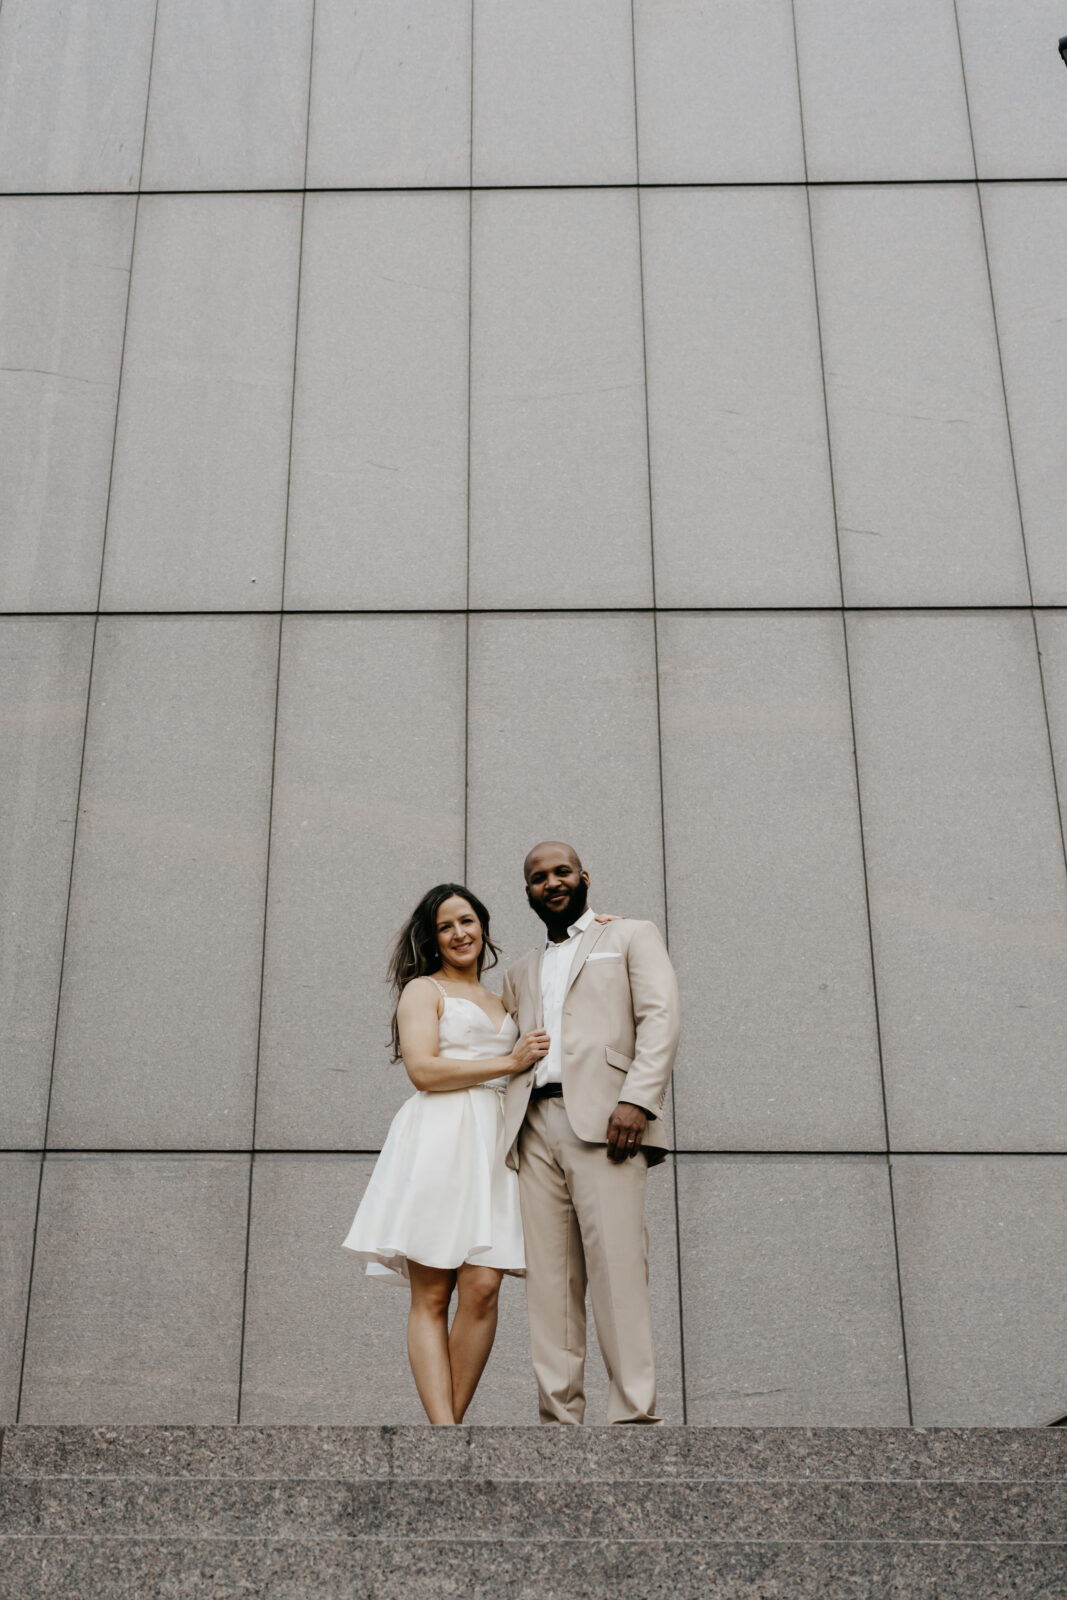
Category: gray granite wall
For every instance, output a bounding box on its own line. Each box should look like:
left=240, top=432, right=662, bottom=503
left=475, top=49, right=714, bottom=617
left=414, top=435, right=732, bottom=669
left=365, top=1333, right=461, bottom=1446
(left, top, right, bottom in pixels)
left=2, top=0, right=1066, bottom=1428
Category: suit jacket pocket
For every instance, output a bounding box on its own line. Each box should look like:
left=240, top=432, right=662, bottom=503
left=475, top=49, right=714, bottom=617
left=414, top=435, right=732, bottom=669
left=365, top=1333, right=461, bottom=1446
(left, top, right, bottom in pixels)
left=605, top=1047, right=634, bottom=1073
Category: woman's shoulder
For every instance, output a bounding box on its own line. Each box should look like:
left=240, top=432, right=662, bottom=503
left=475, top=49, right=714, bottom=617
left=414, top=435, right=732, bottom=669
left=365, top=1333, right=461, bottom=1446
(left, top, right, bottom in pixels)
left=400, top=974, right=444, bottom=1007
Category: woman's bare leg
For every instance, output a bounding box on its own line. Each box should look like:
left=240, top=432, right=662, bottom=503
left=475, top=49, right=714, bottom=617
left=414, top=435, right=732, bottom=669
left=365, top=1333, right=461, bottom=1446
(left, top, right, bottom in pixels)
left=407, top=1262, right=457, bottom=1424
left=448, top=1264, right=503, bottom=1422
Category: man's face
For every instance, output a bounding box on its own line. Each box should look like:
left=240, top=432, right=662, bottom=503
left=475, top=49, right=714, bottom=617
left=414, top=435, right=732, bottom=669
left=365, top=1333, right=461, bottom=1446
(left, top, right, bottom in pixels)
left=524, top=844, right=590, bottom=926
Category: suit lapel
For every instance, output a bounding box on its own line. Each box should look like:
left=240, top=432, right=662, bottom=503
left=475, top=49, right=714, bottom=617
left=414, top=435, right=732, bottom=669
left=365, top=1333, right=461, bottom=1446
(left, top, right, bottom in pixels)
left=563, top=917, right=609, bottom=1000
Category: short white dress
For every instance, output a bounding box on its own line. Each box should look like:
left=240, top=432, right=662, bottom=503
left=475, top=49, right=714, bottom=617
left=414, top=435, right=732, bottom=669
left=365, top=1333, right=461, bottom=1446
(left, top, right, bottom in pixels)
left=342, top=979, right=525, bottom=1283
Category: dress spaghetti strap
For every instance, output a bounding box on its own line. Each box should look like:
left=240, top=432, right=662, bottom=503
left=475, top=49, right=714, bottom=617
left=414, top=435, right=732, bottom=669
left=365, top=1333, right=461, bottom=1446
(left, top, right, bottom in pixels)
left=426, top=976, right=448, bottom=999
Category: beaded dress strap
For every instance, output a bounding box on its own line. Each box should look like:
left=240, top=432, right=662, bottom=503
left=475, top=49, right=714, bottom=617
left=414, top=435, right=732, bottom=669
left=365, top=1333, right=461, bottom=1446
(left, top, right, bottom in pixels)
left=426, top=976, right=448, bottom=999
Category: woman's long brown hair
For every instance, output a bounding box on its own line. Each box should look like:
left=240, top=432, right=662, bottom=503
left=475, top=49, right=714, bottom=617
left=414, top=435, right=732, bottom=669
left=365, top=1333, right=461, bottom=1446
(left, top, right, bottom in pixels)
left=387, top=883, right=500, bottom=1061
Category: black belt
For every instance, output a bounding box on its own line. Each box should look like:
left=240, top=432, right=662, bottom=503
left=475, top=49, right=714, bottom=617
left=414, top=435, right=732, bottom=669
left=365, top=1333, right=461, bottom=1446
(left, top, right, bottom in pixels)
left=529, top=1082, right=564, bottom=1102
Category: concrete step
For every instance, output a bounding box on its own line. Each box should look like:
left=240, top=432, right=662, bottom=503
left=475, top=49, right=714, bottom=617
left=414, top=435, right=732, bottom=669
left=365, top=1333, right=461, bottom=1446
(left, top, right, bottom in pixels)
left=0, top=1536, right=1065, bottom=1600
left=4, top=1424, right=1066, bottom=1481
left=1, top=1475, right=1065, bottom=1541
left=1, top=1429, right=1063, bottom=1599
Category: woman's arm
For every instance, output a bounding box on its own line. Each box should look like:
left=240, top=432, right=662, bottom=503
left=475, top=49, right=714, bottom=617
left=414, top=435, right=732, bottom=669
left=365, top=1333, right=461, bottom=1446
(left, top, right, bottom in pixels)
left=397, top=979, right=548, bottom=1092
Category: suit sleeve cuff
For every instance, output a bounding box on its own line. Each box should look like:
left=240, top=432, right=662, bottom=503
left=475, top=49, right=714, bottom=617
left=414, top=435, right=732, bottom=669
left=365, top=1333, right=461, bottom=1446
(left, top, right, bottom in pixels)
left=620, top=1100, right=657, bottom=1121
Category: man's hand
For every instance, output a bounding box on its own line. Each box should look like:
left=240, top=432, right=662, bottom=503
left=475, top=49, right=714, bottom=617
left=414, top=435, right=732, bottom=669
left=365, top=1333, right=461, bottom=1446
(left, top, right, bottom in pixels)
left=605, top=1102, right=647, bottom=1163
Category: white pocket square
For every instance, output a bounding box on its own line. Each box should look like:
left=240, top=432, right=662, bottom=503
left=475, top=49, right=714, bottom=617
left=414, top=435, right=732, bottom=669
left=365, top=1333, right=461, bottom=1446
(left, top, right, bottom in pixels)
left=586, top=951, right=622, bottom=961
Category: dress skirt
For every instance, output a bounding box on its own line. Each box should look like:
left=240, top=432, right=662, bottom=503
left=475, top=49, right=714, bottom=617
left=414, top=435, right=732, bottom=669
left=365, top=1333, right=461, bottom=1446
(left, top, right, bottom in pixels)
left=342, top=1084, right=525, bottom=1284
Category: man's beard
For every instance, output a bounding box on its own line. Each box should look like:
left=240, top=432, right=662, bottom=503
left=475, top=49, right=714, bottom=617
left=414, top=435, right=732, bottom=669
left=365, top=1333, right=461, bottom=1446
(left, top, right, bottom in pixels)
left=529, top=876, right=589, bottom=933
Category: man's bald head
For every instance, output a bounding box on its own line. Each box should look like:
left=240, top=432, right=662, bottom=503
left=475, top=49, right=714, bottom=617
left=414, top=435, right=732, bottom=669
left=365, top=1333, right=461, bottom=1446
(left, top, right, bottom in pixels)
left=523, top=842, right=590, bottom=933
left=523, top=840, right=583, bottom=883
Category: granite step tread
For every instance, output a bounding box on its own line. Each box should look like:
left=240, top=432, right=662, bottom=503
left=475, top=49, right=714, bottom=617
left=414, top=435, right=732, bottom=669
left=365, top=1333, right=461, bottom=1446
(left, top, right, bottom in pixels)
left=2, top=1476, right=1065, bottom=1541
left=1, top=1535, right=1065, bottom=1600
left=4, top=1425, right=1066, bottom=1482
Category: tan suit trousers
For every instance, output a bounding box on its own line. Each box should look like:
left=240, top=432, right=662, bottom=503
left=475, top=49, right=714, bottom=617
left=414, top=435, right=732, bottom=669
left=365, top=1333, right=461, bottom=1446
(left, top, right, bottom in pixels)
left=518, top=1098, right=659, bottom=1425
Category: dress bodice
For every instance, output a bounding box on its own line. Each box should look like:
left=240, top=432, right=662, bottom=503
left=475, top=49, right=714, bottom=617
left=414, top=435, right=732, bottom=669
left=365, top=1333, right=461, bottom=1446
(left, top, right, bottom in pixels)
left=432, top=984, right=518, bottom=1090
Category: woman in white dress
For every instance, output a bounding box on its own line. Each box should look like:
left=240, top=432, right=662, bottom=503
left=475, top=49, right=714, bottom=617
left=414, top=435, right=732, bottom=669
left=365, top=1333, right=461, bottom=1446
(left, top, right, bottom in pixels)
left=342, top=883, right=549, bottom=1425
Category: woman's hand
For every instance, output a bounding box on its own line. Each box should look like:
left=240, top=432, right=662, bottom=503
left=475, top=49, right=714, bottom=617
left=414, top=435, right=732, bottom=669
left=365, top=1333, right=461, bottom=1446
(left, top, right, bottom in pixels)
left=509, top=1029, right=551, bottom=1074
left=595, top=914, right=626, bottom=923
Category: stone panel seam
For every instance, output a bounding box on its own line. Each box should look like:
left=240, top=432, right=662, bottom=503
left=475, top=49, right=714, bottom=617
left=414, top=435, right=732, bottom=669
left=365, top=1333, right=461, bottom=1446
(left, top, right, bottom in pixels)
left=237, top=4, right=318, bottom=1424
left=4, top=179, right=1066, bottom=200
left=948, top=3, right=1028, bottom=607
left=300, top=0, right=318, bottom=191
left=7, top=604, right=1067, bottom=621
left=1030, top=606, right=1067, bottom=887
left=463, top=147, right=473, bottom=876
left=93, top=34, right=153, bottom=612
left=789, top=0, right=914, bottom=1424
left=978, top=239, right=1067, bottom=900
left=128, top=0, right=163, bottom=200
left=463, top=611, right=471, bottom=886
left=95, top=186, right=147, bottom=607
left=278, top=5, right=316, bottom=615
left=460, top=3, right=473, bottom=864
left=468, top=1, right=476, bottom=192
left=238, top=604, right=283, bottom=1420
left=949, top=3, right=1067, bottom=894
left=9, top=1148, right=1067, bottom=1159
left=13, top=152, right=145, bottom=1414
left=460, top=5, right=474, bottom=884
left=13, top=620, right=99, bottom=1418
left=840, top=608, right=915, bottom=1427
left=12, top=109, right=146, bottom=1452
left=630, top=0, right=687, bottom=1425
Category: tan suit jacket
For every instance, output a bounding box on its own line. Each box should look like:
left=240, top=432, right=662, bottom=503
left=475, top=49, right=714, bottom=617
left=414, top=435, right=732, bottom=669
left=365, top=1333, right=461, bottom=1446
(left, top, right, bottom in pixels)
left=501, top=917, right=680, bottom=1169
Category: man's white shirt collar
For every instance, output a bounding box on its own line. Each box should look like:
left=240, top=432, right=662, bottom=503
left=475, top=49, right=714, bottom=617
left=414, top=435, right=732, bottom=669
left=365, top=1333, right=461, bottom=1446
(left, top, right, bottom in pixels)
left=545, top=906, right=596, bottom=945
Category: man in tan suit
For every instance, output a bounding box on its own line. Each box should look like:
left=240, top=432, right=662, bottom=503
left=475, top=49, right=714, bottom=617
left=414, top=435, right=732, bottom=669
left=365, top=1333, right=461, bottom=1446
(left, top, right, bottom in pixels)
left=502, top=842, right=680, bottom=1424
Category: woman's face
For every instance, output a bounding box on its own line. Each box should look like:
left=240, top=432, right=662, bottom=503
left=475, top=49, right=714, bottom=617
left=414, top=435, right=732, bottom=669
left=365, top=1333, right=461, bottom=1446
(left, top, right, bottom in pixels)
left=435, top=896, right=483, bottom=971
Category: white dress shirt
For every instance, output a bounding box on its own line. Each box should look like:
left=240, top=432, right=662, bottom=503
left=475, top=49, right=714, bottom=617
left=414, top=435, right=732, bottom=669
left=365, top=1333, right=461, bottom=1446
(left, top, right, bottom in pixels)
left=535, top=906, right=596, bottom=1088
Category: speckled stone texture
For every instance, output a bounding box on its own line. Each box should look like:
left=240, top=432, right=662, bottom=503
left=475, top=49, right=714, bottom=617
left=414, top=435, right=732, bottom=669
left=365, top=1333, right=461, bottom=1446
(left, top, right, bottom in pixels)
left=4, top=1424, right=1065, bottom=1481
left=0, top=1537, right=1065, bottom=1600
left=2, top=1476, right=1066, bottom=1541
left=0, top=1427, right=1064, bottom=1598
